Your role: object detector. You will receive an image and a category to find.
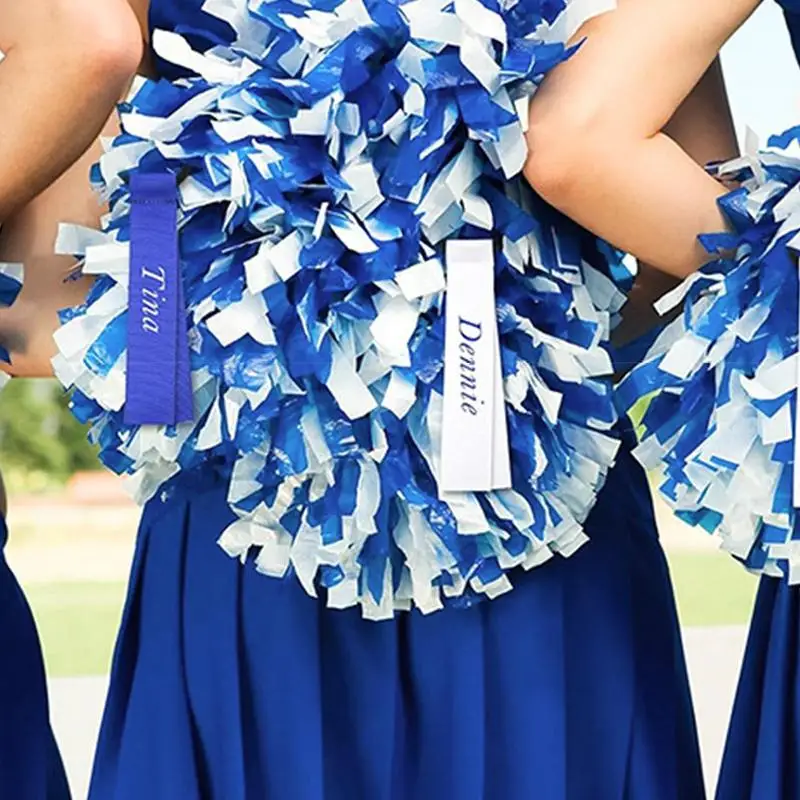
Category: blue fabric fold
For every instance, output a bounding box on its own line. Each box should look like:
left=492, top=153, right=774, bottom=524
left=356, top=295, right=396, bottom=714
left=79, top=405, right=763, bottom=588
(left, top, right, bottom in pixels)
left=0, top=517, right=70, bottom=800
left=88, top=443, right=705, bottom=800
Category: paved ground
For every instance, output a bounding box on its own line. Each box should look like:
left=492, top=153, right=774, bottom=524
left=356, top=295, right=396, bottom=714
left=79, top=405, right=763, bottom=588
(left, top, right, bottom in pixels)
left=683, top=626, right=749, bottom=798
left=49, top=625, right=749, bottom=800
left=51, top=676, right=107, bottom=800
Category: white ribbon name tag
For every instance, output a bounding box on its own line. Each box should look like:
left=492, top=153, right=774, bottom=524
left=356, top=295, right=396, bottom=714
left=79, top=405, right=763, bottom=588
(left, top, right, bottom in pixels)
left=440, top=240, right=512, bottom=494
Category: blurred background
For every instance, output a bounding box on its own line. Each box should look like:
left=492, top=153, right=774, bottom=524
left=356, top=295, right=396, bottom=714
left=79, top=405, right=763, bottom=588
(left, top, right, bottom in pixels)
left=4, top=3, right=800, bottom=797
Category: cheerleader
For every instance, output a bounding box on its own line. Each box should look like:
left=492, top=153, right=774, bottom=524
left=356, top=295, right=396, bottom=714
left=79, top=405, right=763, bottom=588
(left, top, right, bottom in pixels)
left=39, top=0, right=749, bottom=797
left=527, top=1, right=800, bottom=797
left=714, top=8, right=800, bottom=797
left=0, top=2, right=140, bottom=796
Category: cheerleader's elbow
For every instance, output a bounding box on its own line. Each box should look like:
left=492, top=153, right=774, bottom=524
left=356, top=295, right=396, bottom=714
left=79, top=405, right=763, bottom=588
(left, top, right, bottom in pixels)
left=4, top=0, right=142, bottom=85
left=78, top=2, right=143, bottom=91
left=523, top=115, right=590, bottom=211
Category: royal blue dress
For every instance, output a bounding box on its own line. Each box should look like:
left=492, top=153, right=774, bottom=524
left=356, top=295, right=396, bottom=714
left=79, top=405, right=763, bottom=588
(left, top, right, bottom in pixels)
left=90, top=426, right=706, bottom=800
left=714, top=12, right=800, bottom=798
left=0, top=515, right=70, bottom=799
left=75, top=1, right=705, bottom=797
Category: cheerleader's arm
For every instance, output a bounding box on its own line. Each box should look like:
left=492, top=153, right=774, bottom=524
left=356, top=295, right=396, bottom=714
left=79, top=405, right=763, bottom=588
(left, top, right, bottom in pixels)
left=614, top=57, right=740, bottom=354
left=524, top=0, right=758, bottom=278
left=0, top=0, right=141, bottom=221
left=661, top=58, right=738, bottom=171
left=0, top=118, right=116, bottom=378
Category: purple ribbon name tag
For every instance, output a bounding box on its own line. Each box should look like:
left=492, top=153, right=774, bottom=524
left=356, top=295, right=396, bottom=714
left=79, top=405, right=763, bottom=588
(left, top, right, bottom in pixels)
left=124, top=172, right=193, bottom=426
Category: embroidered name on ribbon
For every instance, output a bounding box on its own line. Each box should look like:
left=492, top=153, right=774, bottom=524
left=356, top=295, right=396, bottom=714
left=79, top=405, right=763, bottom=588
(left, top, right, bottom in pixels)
left=125, top=172, right=193, bottom=426
left=440, top=240, right=511, bottom=494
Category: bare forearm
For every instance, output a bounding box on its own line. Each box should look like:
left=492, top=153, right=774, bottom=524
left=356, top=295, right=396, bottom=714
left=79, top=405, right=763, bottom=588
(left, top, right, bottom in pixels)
left=0, top=121, right=113, bottom=377
left=0, top=0, right=141, bottom=220
left=525, top=0, right=759, bottom=278
left=619, top=58, right=739, bottom=337
left=560, top=134, right=728, bottom=277
left=613, top=59, right=739, bottom=356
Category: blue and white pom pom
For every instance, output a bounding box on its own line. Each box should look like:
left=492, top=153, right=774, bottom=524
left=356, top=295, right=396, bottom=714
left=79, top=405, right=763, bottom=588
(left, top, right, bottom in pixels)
left=54, top=0, right=626, bottom=618
left=618, top=127, right=800, bottom=581
left=0, top=261, right=23, bottom=379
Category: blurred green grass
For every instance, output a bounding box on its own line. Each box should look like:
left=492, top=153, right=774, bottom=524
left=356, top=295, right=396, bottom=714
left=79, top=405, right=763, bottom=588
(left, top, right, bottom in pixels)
left=23, top=551, right=759, bottom=678
left=668, top=551, right=757, bottom=628
left=26, top=582, right=125, bottom=678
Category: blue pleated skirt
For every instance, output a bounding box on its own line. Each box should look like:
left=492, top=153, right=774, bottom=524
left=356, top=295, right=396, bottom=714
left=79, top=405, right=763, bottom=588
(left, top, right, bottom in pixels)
left=0, top=517, right=70, bottom=799
left=716, top=575, right=799, bottom=800
left=89, top=439, right=704, bottom=800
